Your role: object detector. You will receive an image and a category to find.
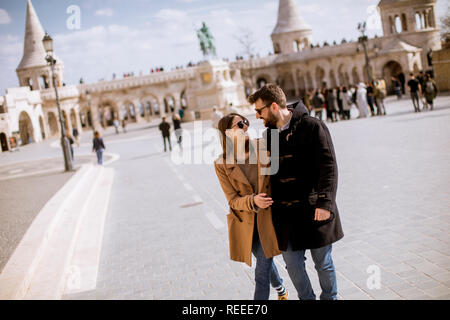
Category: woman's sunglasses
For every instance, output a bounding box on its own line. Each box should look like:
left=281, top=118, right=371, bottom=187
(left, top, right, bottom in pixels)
left=232, top=118, right=249, bottom=129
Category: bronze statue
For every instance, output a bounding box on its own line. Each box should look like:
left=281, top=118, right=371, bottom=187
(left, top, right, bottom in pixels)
left=197, top=22, right=216, bottom=58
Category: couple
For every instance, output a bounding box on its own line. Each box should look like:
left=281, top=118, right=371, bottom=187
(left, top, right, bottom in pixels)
left=214, top=84, right=344, bottom=300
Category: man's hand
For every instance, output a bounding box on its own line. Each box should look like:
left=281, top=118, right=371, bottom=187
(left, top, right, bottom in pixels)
left=314, top=208, right=331, bottom=221
left=254, top=193, right=273, bottom=209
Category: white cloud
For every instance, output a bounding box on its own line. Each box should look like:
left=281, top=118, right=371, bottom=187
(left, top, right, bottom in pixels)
left=95, top=8, right=114, bottom=17
left=0, top=8, right=12, bottom=24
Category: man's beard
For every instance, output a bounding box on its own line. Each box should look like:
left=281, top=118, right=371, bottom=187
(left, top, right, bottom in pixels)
left=263, top=109, right=279, bottom=129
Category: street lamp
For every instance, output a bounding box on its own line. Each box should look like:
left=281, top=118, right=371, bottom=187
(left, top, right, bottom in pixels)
left=43, top=32, right=74, bottom=172
left=357, top=22, right=373, bottom=84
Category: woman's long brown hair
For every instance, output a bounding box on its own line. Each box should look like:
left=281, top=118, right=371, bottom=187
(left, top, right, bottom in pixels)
left=217, top=113, right=250, bottom=161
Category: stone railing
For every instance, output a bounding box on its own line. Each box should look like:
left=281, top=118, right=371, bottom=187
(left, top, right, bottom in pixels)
left=78, top=68, right=197, bottom=94
left=40, top=85, right=80, bottom=101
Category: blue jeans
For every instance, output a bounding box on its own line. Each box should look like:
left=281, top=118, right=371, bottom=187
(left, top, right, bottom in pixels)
left=282, top=243, right=337, bottom=300
left=252, top=230, right=284, bottom=300
left=96, top=148, right=104, bottom=165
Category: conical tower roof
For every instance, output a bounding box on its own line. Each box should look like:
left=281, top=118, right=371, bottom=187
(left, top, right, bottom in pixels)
left=17, top=0, right=48, bottom=70
left=271, top=0, right=311, bottom=35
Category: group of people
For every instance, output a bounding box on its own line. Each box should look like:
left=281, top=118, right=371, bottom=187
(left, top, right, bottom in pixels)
left=406, top=72, right=438, bottom=112
left=158, top=114, right=183, bottom=152
left=214, top=84, right=343, bottom=300
left=304, top=80, right=388, bottom=122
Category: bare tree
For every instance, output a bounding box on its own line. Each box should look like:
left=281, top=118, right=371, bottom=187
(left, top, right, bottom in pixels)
left=440, top=5, right=450, bottom=45
left=234, top=26, right=257, bottom=59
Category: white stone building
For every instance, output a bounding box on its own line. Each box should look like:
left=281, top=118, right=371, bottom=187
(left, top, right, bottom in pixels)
left=0, top=0, right=442, bottom=151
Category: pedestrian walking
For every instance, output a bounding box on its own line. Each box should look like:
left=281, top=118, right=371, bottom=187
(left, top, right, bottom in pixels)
left=375, top=80, right=387, bottom=116
left=92, top=131, right=105, bottom=165
left=303, top=90, right=313, bottom=115
left=312, top=91, right=324, bottom=120
left=392, top=77, right=402, bottom=99
left=72, top=128, right=80, bottom=147
left=122, top=119, right=127, bottom=133
left=159, top=117, right=172, bottom=152
left=407, top=73, right=422, bottom=113
left=423, top=74, right=438, bottom=111
left=339, top=87, right=351, bottom=120
left=327, top=88, right=339, bottom=122
left=214, top=112, right=288, bottom=300
left=366, top=82, right=376, bottom=116
left=248, top=84, right=344, bottom=300
left=113, top=119, right=120, bottom=134
left=172, top=113, right=183, bottom=146
left=417, top=71, right=428, bottom=109
left=211, top=106, right=224, bottom=129
left=356, top=83, right=370, bottom=118
left=67, top=133, right=74, bottom=160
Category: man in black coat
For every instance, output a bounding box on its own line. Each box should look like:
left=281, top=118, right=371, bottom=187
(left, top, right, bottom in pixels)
left=248, top=84, right=344, bottom=300
left=159, top=117, right=172, bottom=152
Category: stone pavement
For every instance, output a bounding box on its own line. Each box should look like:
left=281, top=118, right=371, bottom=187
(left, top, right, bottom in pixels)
left=0, top=170, right=75, bottom=273
left=2, top=94, right=450, bottom=300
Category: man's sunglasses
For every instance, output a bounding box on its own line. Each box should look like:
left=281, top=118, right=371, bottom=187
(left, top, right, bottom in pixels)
left=232, top=118, right=249, bottom=129
left=255, top=103, right=272, bottom=115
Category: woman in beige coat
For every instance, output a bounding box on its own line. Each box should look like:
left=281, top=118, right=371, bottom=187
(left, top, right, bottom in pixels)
left=214, top=113, right=287, bottom=300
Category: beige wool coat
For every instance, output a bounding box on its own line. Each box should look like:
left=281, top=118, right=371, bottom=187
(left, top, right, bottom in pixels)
left=214, top=143, right=281, bottom=266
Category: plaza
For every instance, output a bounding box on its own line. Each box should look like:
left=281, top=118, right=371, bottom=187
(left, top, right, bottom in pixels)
left=1, top=95, right=449, bottom=299
left=0, top=0, right=449, bottom=301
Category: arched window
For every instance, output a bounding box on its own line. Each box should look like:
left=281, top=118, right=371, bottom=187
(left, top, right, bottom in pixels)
left=389, top=16, right=395, bottom=34
left=401, top=13, right=407, bottom=31
left=415, top=12, right=422, bottom=30
left=394, top=15, right=402, bottom=33
left=274, top=43, right=281, bottom=54
left=293, top=40, right=300, bottom=52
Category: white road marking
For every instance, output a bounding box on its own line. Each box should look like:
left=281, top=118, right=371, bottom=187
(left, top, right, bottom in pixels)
left=205, top=211, right=225, bottom=230
left=183, top=182, right=193, bottom=191
left=8, top=169, right=23, bottom=174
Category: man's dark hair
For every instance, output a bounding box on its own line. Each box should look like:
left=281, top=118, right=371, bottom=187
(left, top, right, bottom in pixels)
left=247, top=83, right=287, bottom=109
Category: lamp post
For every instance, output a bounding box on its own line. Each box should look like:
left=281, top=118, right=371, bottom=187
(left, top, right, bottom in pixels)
left=357, top=22, right=373, bottom=84
left=43, top=32, right=74, bottom=172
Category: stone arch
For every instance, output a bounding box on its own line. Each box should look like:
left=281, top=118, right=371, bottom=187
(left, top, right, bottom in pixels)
left=382, top=60, right=403, bottom=94
left=305, top=71, right=313, bottom=90
left=329, top=69, right=337, bottom=88
left=256, top=75, right=269, bottom=89
left=79, top=107, right=92, bottom=129
left=122, top=101, right=137, bottom=123
left=18, top=111, right=34, bottom=145
left=163, top=95, right=176, bottom=115
left=142, top=94, right=161, bottom=117
left=180, top=90, right=188, bottom=110
left=0, top=132, right=9, bottom=152
left=315, top=66, right=326, bottom=89
left=47, top=112, right=59, bottom=136
left=99, top=100, right=119, bottom=126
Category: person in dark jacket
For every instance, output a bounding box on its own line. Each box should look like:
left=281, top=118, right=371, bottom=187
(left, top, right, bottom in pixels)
left=159, top=117, right=172, bottom=152
left=248, top=84, right=344, bottom=300
left=92, top=131, right=106, bottom=165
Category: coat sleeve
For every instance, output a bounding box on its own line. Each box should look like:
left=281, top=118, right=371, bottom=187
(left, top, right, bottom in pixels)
left=214, top=162, right=254, bottom=212
left=313, top=121, right=338, bottom=213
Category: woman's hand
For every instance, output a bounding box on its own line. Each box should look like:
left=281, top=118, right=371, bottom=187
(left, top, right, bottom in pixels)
left=254, top=193, right=273, bottom=209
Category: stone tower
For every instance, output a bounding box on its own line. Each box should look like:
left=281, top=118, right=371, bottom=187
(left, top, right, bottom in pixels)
left=271, top=0, right=313, bottom=54
left=16, top=0, right=64, bottom=91
left=378, top=0, right=442, bottom=70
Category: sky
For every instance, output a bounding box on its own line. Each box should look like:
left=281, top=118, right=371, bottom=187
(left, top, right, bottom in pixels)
left=0, top=0, right=448, bottom=94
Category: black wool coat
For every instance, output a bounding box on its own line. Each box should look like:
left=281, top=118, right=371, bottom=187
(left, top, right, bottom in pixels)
left=264, top=101, right=344, bottom=251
